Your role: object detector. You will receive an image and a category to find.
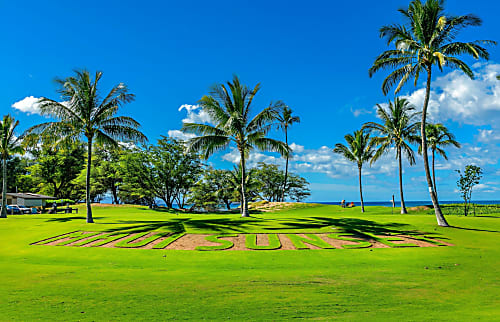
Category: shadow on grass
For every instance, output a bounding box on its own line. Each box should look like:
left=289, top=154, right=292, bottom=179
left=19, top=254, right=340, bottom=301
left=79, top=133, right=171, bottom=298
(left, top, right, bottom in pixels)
left=140, top=207, right=264, bottom=215
left=45, top=216, right=105, bottom=222
left=79, top=216, right=448, bottom=240
left=449, top=225, right=500, bottom=233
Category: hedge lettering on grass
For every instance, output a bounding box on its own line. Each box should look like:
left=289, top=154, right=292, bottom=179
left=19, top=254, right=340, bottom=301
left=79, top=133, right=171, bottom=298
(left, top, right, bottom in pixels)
left=195, top=234, right=237, bottom=251
left=327, top=233, right=372, bottom=249
left=114, top=232, right=171, bottom=248
left=32, top=232, right=451, bottom=250
left=245, top=234, right=281, bottom=250
left=152, top=232, right=186, bottom=249
left=285, top=234, right=335, bottom=249
left=71, top=233, right=130, bottom=247
left=33, top=231, right=101, bottom=246
left=363, top=232, right=418, bottom=248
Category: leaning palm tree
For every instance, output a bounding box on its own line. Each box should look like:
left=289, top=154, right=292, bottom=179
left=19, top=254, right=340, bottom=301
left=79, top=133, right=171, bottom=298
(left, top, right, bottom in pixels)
left=363, top=98, right=419, bottom=214
left=182, top=75, right=288, bottom=217
left=1, top=115, right=23, bottom=218
left=418, top=123, right=461, bottom=201
left=26, top=70, right=147, bottom=223
left=369, top=0, right=495, bottom=226
left=276, top=105, right=300, bottom=202
left=334, top=130, right=375, bottom=213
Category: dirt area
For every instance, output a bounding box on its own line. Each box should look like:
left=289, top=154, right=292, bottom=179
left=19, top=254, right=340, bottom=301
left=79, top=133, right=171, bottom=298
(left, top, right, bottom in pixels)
left=32, top=232, right=451, bottom=250
left=248, top=201, right=318, bottom=212
left=408, top=205, right=432, bottom=211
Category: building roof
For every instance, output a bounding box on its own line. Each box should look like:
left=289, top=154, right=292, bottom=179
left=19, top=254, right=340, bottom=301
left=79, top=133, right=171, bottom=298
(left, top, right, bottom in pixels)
left=5, top=193, right=55, bottom=199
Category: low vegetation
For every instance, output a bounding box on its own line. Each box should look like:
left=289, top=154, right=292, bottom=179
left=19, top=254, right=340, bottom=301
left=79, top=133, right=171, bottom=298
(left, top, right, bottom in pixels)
left=1, top=204, right=499, bottom=320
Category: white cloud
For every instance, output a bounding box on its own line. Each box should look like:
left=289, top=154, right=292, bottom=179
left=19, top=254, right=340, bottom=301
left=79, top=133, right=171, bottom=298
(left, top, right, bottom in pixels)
left=477, top=129, right=500, bottom=143
left=221, top=148, right=283, bottom=167
left=289, top=142, right=304, bottom=153
left=12, top=96, right=41, bottom=115
left=435, top=144, right=498, bottom=171
left=167, top=130, right=196, bottom=141
left=179, top=104, right=212, bottom=124
left=350, top=107, right=373, bottom=117
left=474, top=183, right=500, bottom=193
left=403, top=62, right=500, bottom=126
left=220, top=144, right=400, bottom=179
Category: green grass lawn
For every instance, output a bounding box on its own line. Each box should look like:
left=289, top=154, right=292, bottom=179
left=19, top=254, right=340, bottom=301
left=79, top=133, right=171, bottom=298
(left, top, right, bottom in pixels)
left=1, top=204, right=499, bottom=321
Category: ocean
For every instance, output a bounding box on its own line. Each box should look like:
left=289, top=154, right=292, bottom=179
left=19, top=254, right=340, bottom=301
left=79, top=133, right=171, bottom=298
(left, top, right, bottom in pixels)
left=150, top=200, right=500, bottom=209
left=314, top=200, right=500, bottom=207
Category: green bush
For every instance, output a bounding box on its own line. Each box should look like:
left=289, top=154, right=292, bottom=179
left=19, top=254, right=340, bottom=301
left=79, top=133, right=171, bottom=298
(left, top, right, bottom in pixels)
left=46, top=199, right=76, bottom=206
left=434, top=204, right=500, bottom=216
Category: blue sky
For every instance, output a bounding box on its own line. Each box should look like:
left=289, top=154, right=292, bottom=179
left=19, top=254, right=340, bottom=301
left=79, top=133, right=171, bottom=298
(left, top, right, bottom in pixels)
left=2, top=0, right=500, bottom=202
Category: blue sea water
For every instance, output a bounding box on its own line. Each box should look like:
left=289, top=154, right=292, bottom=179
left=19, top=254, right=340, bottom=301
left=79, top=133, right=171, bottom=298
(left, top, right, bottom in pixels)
left=314, top=200, right=500, bottom=207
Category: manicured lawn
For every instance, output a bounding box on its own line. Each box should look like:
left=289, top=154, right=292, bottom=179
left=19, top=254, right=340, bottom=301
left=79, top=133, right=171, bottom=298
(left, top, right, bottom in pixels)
left=0, top=204, right=499, bottom=321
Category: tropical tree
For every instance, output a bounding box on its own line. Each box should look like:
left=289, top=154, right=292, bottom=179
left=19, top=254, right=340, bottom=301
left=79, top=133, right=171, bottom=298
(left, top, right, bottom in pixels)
left=1, top=115, right=24, bottom=218
left=181, top=75, right=288, bottom=217
left=418, top=123, right=461, bottom=201
left=334, top=130, right=375, bottom=213
left=28, top=142, right=85, bottom=199
left=363, top=98, right=419, bottom=214
left=26, top=70, right=147, bottom=223
left=369, top=0, right=495, bottom=226
left=276, top=105, right=300, bottom=202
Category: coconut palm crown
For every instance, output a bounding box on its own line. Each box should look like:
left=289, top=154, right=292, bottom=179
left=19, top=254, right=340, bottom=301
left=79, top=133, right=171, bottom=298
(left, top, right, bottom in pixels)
left=369, top=0, right=495, bottom=226
left=25, top=70, right=147, bottom=223
left=182, top=75, right=288, bottom=217
left=276, top=105, right=300, bottom=202
left=363, top=97, right=420, bottom=214
left=334, top=130, right=375, bottom=213
left=418, top=123, right=461, bottom=200
left=1, top=115, right=24, bottom=218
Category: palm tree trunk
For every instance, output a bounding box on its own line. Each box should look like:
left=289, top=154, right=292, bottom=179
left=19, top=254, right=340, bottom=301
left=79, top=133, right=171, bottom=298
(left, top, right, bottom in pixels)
left=282, top=129, right=289, bottom=202
left=432, top=149, right=438, bottom=203
left=240, top=150, right=249, bottom=217
left=358, top=165, right=365, bottom=213
left=86, top=137, right=94, bottom=223
left=1, top=157, right=7, bottom=218
left=398, top=146, right=407, bottom=214
left=422, top=68, right=448, bottom=226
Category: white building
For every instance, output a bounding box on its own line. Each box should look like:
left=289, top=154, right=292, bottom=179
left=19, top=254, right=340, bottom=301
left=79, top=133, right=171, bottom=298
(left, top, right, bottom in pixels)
left=2, top=193, right=55, bottom=207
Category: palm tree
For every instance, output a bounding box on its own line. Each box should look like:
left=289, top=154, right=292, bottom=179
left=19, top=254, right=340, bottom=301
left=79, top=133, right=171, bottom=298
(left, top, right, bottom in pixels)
left=334, top=130, right=375, bottom=213
left=418, top=123, right=461, bottom=201
left=1, top=115, right=23, bottom=218
left=369, top=0, right=495, bottom=226
left=26, top=70, right=147, bottom=223
left=276, top=105, right=300, bottom=202
left=182, top=75, right=288, bottom=217
left=363, top=98, right=419, bottom=214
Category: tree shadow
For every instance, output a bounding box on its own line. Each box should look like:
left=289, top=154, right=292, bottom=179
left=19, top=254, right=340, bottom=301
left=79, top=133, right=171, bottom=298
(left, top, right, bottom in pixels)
left=140, top=207, right=263, bottom=215
left=45, top=216, right=105, bottom=222
left=449, top=225, right=500, bottom=233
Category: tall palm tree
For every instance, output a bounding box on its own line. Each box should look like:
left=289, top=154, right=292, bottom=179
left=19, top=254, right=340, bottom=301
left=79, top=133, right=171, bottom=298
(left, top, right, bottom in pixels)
left=182, top=75, right=288, bottom=217
left=26, top=70, right=147, bottom=223
left=363, top=98, right=419, bottom=214
left=334, top=130, right=375, bottom=213
left=418, top=123, right=461, bottom=201
left=1, top=115, right=23, bottom=218
left=276, top=105, right=300, bottom=202
left=369, top=0, right=495, bottom=226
